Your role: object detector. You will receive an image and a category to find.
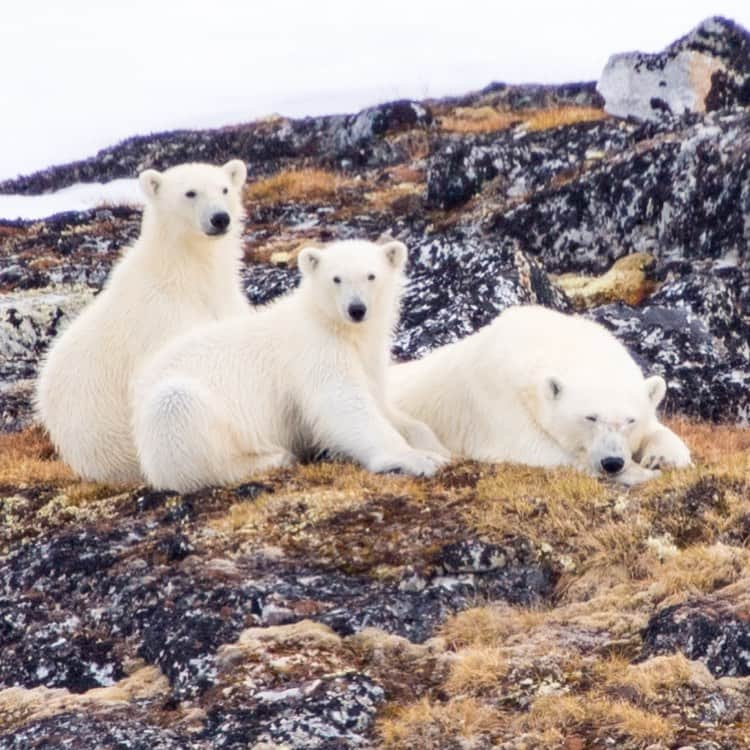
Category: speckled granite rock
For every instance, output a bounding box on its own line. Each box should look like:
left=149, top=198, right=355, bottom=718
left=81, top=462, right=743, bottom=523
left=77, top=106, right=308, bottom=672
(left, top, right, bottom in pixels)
left=642, top=580, right=750, bottom=676
left=598, top=16, right=750, bottom=121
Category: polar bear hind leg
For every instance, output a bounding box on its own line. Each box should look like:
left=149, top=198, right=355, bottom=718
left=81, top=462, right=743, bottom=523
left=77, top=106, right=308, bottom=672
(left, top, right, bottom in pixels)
left=136, top=377, right=292, bottom=492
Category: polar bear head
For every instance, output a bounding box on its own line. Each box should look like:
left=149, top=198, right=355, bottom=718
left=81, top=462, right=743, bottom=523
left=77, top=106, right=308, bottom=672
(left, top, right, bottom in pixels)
left=535, top=372, right=666, bottom=478
left=138, top=160, right=247, bottom=240
left=297, top=239, right=407, bottom=328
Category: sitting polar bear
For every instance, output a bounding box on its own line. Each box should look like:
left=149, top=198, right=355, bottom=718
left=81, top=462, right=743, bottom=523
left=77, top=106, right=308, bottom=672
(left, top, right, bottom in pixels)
left=36, top=160, right=252, bottom=484
left=388, top=305, right=691, bottom=485
left=133, top=239, right=448, bottom=492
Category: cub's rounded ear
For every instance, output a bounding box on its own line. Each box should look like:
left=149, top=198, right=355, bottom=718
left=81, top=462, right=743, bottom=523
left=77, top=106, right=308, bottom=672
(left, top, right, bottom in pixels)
left=298, top=247, right=322, bottom=275
left=138, top=169, right=162, bottom=199
left=543, top=376, right=563, bottom=401
left=382, top=240, right=408, bottom=269
left=645, top=375, right=666, bottom=407
left=223, top=159, right=248, bottom=189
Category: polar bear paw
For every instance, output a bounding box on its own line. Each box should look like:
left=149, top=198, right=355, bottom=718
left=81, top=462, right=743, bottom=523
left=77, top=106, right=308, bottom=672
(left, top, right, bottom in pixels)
left=615, top=462, right=661, bottom=487
left=368, top=449, right=447, bottom=477
left=640, top=430, right=692, bottom=471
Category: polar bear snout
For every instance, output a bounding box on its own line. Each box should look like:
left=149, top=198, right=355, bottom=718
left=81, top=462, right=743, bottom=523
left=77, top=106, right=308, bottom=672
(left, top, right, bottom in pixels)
left=600, top=455, right=625, bottom=474
left=347, top=300, right=367, bottom=323
left=204, top=210, right=231, bottom=236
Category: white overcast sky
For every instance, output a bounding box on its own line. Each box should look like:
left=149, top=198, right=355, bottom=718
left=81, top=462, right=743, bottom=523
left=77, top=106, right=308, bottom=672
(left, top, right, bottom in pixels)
left=1, top=1, right=749, bottom=183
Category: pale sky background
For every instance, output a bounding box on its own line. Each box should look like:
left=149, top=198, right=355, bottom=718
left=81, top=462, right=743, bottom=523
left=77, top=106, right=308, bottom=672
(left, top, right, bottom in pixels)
left=0, top=0, right=749, bottom=217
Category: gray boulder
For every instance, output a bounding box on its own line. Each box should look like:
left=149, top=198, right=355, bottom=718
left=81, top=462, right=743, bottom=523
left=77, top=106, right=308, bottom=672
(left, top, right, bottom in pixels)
left=598, top=16, right=750, bottom=121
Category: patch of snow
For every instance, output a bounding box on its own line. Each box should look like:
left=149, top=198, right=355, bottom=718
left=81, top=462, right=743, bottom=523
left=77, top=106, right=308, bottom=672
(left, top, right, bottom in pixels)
left=0, top=179, right=142, bottom=221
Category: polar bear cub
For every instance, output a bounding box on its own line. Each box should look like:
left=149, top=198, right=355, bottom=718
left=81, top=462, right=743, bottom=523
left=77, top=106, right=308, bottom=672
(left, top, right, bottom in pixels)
left=389, top=305, right=691, bottom=485
left=36, top=160, right=251, bottom=484
left=134, top=239, right=448, bottom=492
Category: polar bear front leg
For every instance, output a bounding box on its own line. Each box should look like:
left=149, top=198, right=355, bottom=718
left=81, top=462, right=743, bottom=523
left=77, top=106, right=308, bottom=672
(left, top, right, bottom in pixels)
left=385, top=404, right=451, bottom=458
left=312, top=383, right=447, bottom=477
left=637, top=423, right=692, bottom=471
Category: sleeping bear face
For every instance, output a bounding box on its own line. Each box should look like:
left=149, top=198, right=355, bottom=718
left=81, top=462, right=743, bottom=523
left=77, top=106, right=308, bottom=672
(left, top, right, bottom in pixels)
left=536, top=373, right=666, bottom=478
left=297, top=239, right=407, bottom=327
left=138, top=160, right=247, bottom=240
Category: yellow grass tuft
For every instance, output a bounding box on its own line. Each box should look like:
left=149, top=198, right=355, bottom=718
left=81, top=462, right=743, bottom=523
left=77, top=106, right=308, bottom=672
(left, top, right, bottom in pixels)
left=440, top=604, right=547, bottom=650
left=523, top=105, right=608, bottom=131
left=444, top=646, right=509, bottom=696
left=244, top=168, right=353, bottom=204
left=524, top=693, right=675, bottom=743
left=602, top=653, right=709, bottom=702
left=470, top=464, right=608, bottom=548
left=0, top=427, right=72, bottom=486
left=438, top=105, right=607, bottom=135
left=438, top=106, right=521, bottom=134
left=378, top=696, right=502, bottom=749
left=648, top=543, right=748, bottom=597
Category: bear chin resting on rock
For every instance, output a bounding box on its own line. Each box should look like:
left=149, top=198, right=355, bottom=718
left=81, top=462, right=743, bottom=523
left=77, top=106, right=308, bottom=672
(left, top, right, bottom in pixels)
left=36, top=160, right=252, bottom=485
left=133, top=239, right=449, bottom=492
left=388, top=305, right=691, bottom=485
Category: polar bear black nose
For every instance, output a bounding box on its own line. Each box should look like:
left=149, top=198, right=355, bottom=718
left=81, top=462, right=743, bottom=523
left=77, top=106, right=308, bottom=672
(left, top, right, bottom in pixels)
left=601, top=456, right=625, bottom=474
left=348, top=302, right=367, bottom=322
left=210, top=212, right=230, bottom=231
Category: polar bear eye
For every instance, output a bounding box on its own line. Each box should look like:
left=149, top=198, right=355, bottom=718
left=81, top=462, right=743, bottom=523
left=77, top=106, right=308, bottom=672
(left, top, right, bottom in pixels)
left=185, top=190, right=197, bottom=198
left=626, top=417, right=636, bottom=425
left=333, top=276, right=341, bottom=284
left=222, top=187, right=228, bottom=195
left=585, top=415, right=598, bottom=422
left=368, top=274, right=376, bottom=281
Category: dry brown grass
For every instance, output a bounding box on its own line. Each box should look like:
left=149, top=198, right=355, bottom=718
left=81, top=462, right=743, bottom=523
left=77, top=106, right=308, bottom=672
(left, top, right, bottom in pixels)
left=0, top=427, right=72, bottom=486
left=470, top=464, right=609, bottom=550
left=439, top=106, right=521, bottom=134
left=438, top=105, right=607, bottom=135
left=601, top=653, right=709, bottom=702
left=647, top=543, right=748, bottom=597
left=443, top=646, right=509, bottom=696
left=523, top=106, right=608, bottom=131
left=364, top=182, right=423, bottom=213
left=439, top=604, right=547, bottom=650
left=378, top=696, right=503, bottom=749
left=523, top=692, right=675, bottom=744
left=244, top=168, right=354, bottom=204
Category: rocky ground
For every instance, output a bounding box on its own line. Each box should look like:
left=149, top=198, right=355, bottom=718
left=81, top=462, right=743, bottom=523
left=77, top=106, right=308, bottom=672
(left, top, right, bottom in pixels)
left=1, top=15, right=750, bottom=750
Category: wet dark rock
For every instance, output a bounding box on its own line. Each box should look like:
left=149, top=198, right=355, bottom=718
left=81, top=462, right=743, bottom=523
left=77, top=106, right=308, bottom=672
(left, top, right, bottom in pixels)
left=598, top=16, right=750, bottom=121
left=642, top=597, right=750, bottom=677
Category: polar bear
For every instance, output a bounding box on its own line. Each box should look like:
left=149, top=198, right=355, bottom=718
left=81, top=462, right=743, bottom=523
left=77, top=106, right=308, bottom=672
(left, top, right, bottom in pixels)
left=388, top=305, right=691, bottom=485
left=133, top=239, right=448, bottom=492
left=36, top=160, right=252, bottom=484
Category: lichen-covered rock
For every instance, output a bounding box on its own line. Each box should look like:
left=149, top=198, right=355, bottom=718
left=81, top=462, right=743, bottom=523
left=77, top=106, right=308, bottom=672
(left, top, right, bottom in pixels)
left=642, top=582, right=750, bottom=676
left=598, top=16, right=750, bottom=121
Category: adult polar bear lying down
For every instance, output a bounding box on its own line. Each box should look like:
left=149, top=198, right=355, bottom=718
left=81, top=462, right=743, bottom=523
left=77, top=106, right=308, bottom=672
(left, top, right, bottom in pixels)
left=389, top=305, right=691, bottom=485
left=134, top=239, right=448, bottom=492
left=36, top=160, right=251, bottom=484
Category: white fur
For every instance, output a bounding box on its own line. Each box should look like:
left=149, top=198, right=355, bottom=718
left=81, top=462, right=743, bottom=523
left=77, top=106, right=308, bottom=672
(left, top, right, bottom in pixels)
left=36, top=160, right=251, bottom=484
left=388, top=305, right=691, bottom=485
left=133, top=239, right=448, bottom=492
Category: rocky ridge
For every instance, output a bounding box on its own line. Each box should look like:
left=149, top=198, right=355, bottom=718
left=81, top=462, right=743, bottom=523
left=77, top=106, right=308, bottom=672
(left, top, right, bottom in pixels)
left=1, top=16, right=750, bottom=750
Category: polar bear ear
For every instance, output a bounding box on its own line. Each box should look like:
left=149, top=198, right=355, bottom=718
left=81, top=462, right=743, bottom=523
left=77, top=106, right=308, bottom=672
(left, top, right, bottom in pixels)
left=544, top=376, right=563, bottom=401
left=382, top=240, right=408, bottom=269
left=645, top=375, right=666, bottom=407
left=223, top=159, right=248, bottom=189
left=298, top=247, right=322, bottom=275
left=138, top=169, right=162, bottom=200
